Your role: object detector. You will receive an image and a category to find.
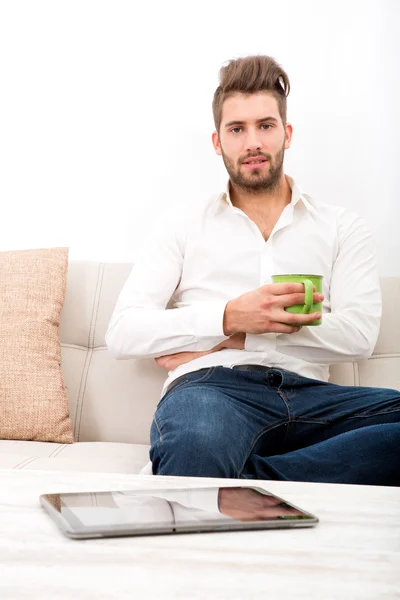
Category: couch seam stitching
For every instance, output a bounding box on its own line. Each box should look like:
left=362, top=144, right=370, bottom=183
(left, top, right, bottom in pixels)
left=50, top=444, right=67, bottom=458
left=13, top=457, right=31, bottom=469
left=15, top=457, right=36, bottom=470
left=61, top=343, right=108, bottom=351
left=48, top=444, right=62, bottom=457
left=73, top=348, right=92, bottom=441
left=355, top=362, right=360, bottom=386
left=18, top=457, right=37, bottom=469
left=74, top=263, right=105, bottom=441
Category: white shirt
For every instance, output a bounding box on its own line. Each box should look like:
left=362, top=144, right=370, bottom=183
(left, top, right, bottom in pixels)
left=106, top=175, right=381, bottom=397
left=67, top=489, right=227, bottom=527
left=111, top=488, right=228, bottom=523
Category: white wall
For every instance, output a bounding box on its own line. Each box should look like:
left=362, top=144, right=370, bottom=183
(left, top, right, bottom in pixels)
left=0, top=0, right=399, bottom=274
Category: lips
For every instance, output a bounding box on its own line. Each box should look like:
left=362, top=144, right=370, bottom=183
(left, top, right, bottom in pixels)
left=242, top=156, right=268, bottom=165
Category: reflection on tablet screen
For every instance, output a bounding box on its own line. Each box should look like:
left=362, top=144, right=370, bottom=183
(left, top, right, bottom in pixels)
left=45, top=486, right=313, bottom=529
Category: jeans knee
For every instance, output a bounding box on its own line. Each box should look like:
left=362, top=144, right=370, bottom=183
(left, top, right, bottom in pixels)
left=151, top=423, right=236, bottom=478
left=176, top=426, right=224, bottom=456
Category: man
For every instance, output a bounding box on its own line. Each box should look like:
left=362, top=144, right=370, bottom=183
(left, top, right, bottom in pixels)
left=106, top=55, right=400, bottom=485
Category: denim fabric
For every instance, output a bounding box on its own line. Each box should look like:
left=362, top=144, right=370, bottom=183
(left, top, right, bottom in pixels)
left=150, top=366, right=400, bottom=486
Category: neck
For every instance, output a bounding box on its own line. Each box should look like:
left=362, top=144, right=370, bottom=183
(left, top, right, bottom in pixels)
left=229, top=173, right=291, bottom=213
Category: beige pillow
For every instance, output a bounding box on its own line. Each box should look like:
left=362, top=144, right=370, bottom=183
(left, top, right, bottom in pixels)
left=0, top=247, right=74, bottom=443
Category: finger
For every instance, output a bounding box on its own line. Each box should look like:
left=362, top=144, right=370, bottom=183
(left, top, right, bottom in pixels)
left=275, top=292, right=324, bottom=307
left=165, top=351, right=211, bottom=370
left=155, top=357, right=170, bottom=367
left=268, top=323, right=302, bottom=334
left=266, top=282, right=307, bottom=295
left=156, top=353, right=184, bottom=367
left=165, top=357, right=194, bottom=369
left=157, top=352, right=187, bottom=362
left=162, top=360, right=174, bottom=369
left=155, top=360, right=169, bottom=369
left=163, top=356, right=187, bottom=369
left=275, top=311, right=322, bottom=325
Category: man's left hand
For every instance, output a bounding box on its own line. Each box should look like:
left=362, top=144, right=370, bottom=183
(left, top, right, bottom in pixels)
left=155, top=332, right=246, bottom=370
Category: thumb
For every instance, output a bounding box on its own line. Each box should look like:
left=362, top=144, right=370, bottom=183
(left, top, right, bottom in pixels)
left=155, top=356, right=169, bottom=366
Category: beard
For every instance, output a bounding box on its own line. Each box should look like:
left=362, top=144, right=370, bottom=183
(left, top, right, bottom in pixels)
left=221, top=142, right=285, bottom=194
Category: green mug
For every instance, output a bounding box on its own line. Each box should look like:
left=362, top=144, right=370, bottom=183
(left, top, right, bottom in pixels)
left=271, top=274, right=323, bottom=326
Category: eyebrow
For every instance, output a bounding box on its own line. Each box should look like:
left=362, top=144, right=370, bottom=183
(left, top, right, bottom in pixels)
left=224, top=116, right=279, bottom=128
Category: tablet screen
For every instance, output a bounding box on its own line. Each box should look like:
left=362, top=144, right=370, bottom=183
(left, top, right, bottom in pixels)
left=43, top=486, right=314, bottom=531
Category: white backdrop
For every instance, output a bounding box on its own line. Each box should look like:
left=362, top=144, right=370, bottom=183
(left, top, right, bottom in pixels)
left=0, top=0, right=399, bottom=274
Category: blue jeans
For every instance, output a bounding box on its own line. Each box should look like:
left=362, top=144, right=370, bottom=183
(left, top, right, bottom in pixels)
left=150, top=366, right=400, bottom=486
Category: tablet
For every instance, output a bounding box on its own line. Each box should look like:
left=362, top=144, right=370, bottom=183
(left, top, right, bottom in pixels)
left=40, top=485, right=318, bottom=539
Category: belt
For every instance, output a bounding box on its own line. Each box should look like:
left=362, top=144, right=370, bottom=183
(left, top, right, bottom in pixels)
left=231, top=364, right=273, bottom=372
left=166, top=365, right=274, bottom=394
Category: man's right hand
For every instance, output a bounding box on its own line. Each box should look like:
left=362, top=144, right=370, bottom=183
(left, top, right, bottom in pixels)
left=223, top=283, right=324, bottom=336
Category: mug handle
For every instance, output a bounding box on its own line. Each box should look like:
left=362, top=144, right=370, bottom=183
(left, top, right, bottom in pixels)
left=301, top=279, right=313, bottom=314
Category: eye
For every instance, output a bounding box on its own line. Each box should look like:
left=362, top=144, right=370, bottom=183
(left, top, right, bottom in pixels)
left=230, top=127, right=242, bottom=134
left=261, top=123, right=272, bottom=130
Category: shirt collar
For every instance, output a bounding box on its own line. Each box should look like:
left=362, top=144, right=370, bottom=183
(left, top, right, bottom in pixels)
left=214, top=175, right=313, bottom=213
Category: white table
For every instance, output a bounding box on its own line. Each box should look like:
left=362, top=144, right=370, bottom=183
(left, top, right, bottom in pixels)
left=0, top=469, right=399, bottom=600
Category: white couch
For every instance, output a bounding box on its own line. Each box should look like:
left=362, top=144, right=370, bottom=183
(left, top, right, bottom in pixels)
left=0, top=261, right=399, bottom=474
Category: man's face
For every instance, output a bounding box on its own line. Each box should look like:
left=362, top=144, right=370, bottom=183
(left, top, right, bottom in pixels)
left=212, top=92, right=292, bottom=193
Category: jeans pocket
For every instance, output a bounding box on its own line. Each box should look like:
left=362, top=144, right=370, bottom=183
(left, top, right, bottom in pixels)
left=156, top=366, right=217, bottom=409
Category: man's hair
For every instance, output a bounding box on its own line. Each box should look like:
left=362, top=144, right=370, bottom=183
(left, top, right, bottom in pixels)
left=212, top=55, right=290, bottom=132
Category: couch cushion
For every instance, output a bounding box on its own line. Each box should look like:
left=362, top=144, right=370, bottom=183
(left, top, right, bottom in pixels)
left=0, top=248, right=74, bottom=443
left=0, top=440, right=150, bottom=474
left=329, top=278, right=400, bottom=388
left=59, top=261, right=167, bottom=444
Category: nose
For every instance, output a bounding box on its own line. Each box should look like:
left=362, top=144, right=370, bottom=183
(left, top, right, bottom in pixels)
left=244, top=127, right=263, bottom=152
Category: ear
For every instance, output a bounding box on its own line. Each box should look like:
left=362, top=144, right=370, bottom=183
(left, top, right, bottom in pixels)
left=212, top=131, right=222, bottom=156
left=284, top=123, right=293, bottom=150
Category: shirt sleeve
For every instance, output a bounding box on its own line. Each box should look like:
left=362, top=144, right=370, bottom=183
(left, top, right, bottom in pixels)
left=105, top=210, right=229, bottom=359
left=245, top=211, right=382, bottom=364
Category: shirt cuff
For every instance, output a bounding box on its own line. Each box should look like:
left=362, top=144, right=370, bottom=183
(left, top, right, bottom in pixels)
left=193, top=302, right=229, bottom=340
left=245, top=333, right=277, bottom=352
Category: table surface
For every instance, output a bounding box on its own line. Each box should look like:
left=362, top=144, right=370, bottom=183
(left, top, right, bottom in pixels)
left=0, top=469, right=399, bottom=600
